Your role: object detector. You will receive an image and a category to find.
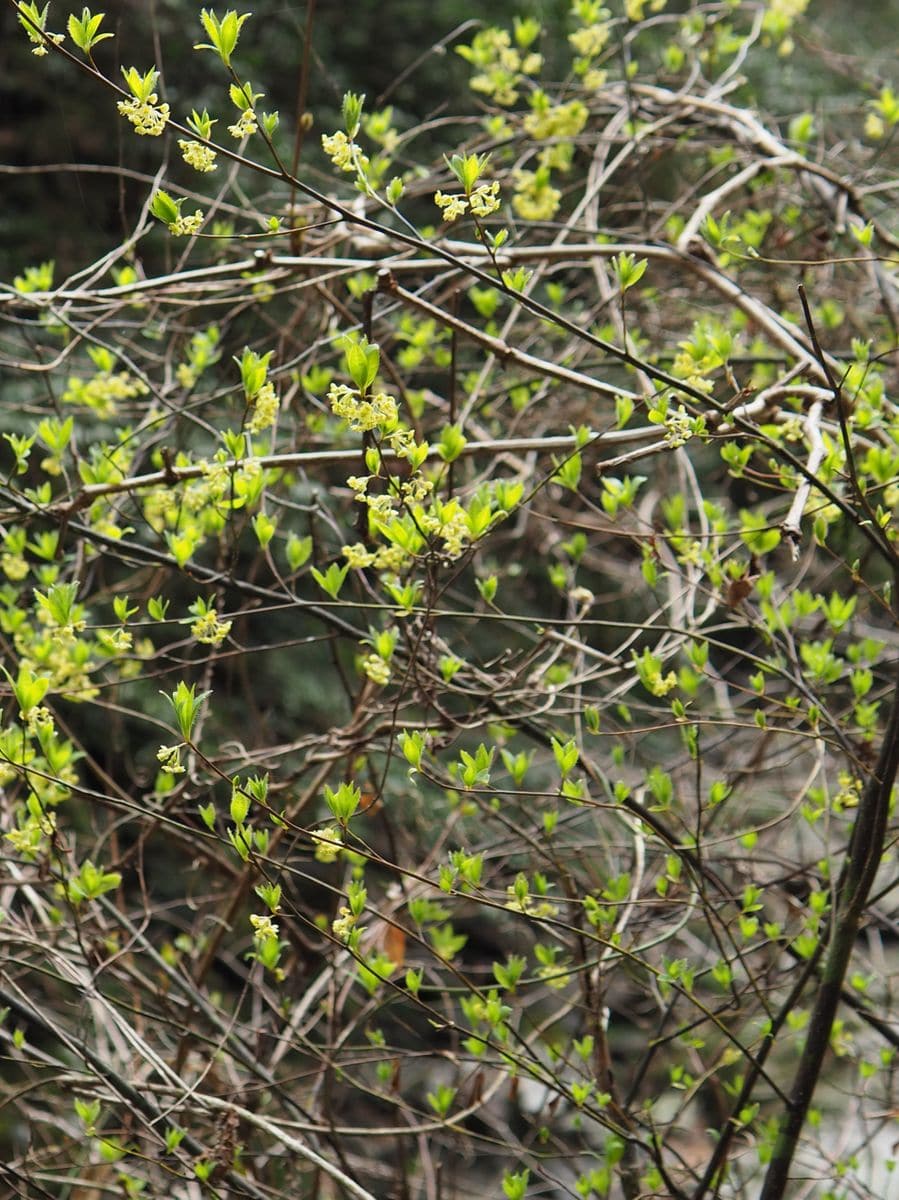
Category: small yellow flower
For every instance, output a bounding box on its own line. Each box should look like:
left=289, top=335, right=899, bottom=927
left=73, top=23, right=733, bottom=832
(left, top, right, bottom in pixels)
left=191, top=610, right=232, bottom=646
left=332, top=905, right=357, bottom=942
left=228, top=109, right=258, bottom=139
left=2, top=553, right=29, bottom=581
left=512, top=170, right=561, bottom=222
left=117, top=95, right=170, bottom=136
left=434, top=191, right=469, bottom=222
left=169, top=210, right=204, bottom=237
left=342, top=543, right=376, bottom=569
left=328, top=384, right=398, bottom=432
left=177, top=363, right=198, bottom=389
left=582, top=67, right=607, bottom=92
left=157, top=744, right=186, bottom=775
left=96, top=627, right=134, bottom=653
left=664, top=406, right=693, bottom=448
left=469, top=181, right=502, bottom=217
left=322, top=130, right=354, bottom=171
left=569, top=23, right=611, bottom=59
left=312, top=826, right=343, bottom=863
left=362, top=654, right=391, bottom=685
left=24, top=29, right=63, bottom=56
left=178, top=139, right=217, bottom=172
left=25, top=706, right=55, bottom=736
left=250, top=913, right=280, bottom=941
left=246, top=381, right=279, bottom=434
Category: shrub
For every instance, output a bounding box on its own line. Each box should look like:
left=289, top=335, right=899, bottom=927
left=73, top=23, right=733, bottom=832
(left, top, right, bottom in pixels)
left=3, top=3, right=899, bottom=1197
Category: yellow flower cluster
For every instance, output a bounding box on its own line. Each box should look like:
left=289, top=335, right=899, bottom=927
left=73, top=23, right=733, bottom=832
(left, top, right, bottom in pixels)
left=568, top=7, right=611, bottom=89
left=321, top=130, right=369, bottom=174
left=228, top=110, right=258, bottom=139
left=312, top=826, right=343, bottom=863
left=96, top=627, right=133, bottom=654
left=63, top=370, right=148, bottom=419
left=433, top=191, right=467, bottom=221
left=5, top=808, right=56, bottom=857
left=143, top=459, right=262, bottom=569
left=504, top=887, right=559, bottom=918
left=345, top=529, right=400, bottom=579
left=342, top=542, right=374, bottom=569
left=2, top=553, right=29, bottom=581
left=17, top=639, right=96, bottom=701
left=191, top=609, right=232, bottom=646
left=434, top=181, right=501, bottom=223
left=169, top=210, right=204, bottom=237
left=462, top=28, right=543, bottom=106
left=24, top=705, right=54, bottom=736
left=512, top=170, right=562, bottom=222
left=641, top=664, right=678, bottom=696
left=178, top=139, right=217, bottom=172
left=117, top=95, right=170, bottom=136
left=250, top=913, right=280, bottom=942
left=157, top=744, right=186, bottom=774
left=332, top=905, right=358, bottom=943
left=177, top=363, right=199, bottom=389
left=664, top=405, right=694, bottom=448
left=523, top=98, right=588, bottom=142
left=329, top=383, right=398, bottom=432
left=569, top=22, right=611, bottom=58
left=246, top=381, right=279, bottom=434
left=429, top=502, right=470, bottom=560
left=362, top=492, right=396, bottom=522
left=362, top=654, right=391, bottom=685
left=29, top=33, right=63, bottom=56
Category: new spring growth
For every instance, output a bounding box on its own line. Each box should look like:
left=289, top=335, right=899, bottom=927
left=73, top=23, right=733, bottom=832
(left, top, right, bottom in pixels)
left=328, top=338, right=400, bottom=433
left=227, top=773, right=270, bottom=829
left=435, top=152, right=501, bottom=223
left=194, top=8, right=251, bottom=67
left=633, top=647, right=678, bottom=697
left=398, top=729, right=427, bottom=772
left=189, top=596, right=232, bottom=645
left=150, top=190, right=203, bottom=237
left=230, top=779, right=250, bottom=825
left=324, top=780, right=361, bottom=824
left=118, top=66, right=169, bottom=136
left=17, top=1, right=64, bottom=55
left=227, top=81, right=265, bottom=139
left=63, top=860, right=122, bottom=904
left=6, top=663, right=51, bottom=720
left=236, top=347, right=280, bottom=433
left=179, top=110, right=218, bottom=172
left=67, top=8, right=113, bottom=58
left=165, top=680, right=211, bottom=741
left=34, top=580, right=85, bottom=638
left=321, top=91, right=368, bottom=175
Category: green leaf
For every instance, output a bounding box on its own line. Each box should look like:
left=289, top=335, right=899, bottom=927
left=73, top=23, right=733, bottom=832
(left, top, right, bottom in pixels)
left=343, top=336, right=380, bottom=393
left=67, top=7, right=113, bottom=54
left=552, top=451, right=582, bottom=491
left=195, top=8, right=251, bottom=67
left=149, top=190, right=181, bottom=226
left=285, top=533, right=312, bottom=571
left=165, top=680, right=211, bottom=742
left=436, top=424, right=467, bottom=463
left=323, top=780, right=361, bottom=822
left=341, top=91, right=365, bottom=137
left=121, top=65, right=159, bottom=103
left=311, top=562, right=348, bottom=600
